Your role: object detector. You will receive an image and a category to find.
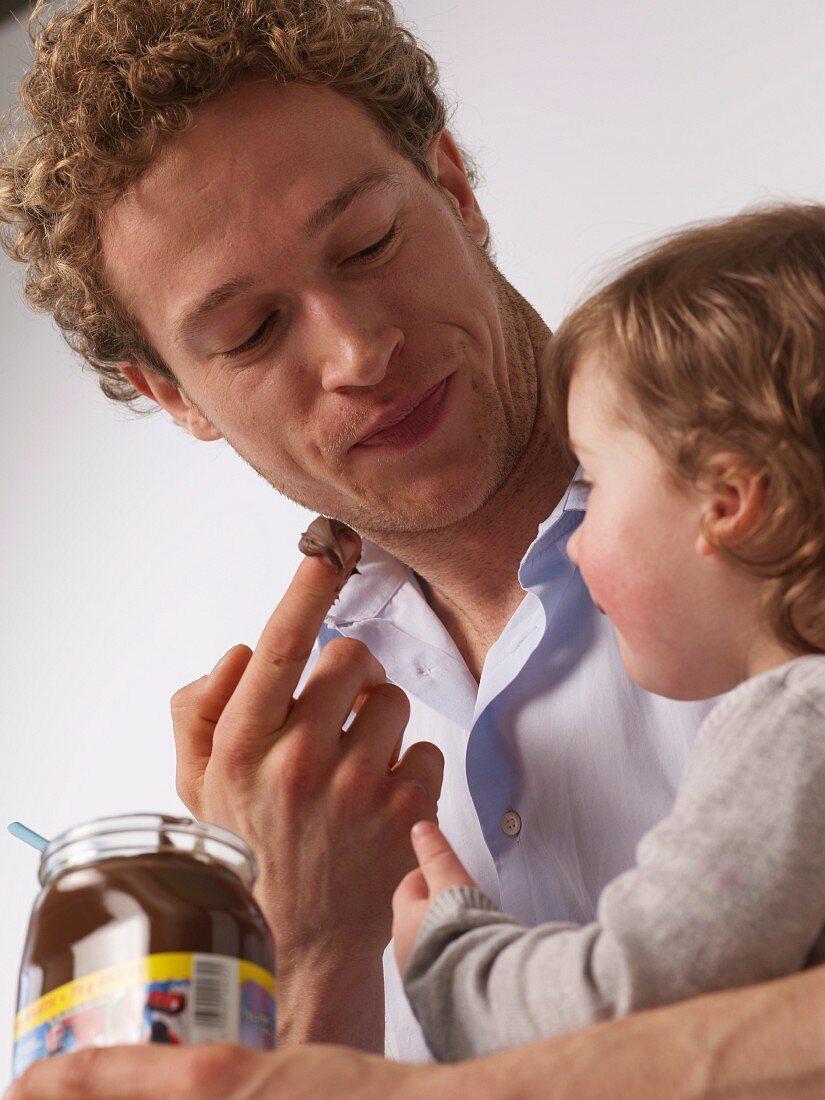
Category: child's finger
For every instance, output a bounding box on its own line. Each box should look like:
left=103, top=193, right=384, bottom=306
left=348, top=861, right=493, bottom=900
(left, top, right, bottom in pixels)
left=410, top=820, right=477, bottom=895
left=392, top=867, right=429, bottom=913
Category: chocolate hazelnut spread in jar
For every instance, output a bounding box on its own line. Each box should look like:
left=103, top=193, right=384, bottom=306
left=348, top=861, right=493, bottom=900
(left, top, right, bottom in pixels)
left=12, top=814, right=276, bottom=1079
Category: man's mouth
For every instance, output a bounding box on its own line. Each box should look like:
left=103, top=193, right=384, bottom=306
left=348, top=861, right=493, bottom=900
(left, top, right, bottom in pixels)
left=352, top=375, right=451, bottom=450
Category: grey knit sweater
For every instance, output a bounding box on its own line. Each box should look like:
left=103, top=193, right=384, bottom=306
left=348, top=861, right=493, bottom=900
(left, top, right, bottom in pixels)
left=404, top=656, right=825, bottom=1061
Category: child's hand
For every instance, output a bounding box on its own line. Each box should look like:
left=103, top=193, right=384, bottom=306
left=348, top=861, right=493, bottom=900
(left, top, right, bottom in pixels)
left=392, top=819, right=478, bottom=976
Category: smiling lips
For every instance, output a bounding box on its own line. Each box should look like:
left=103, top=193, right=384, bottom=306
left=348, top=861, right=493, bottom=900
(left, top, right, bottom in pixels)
left=353, top=376, right=450, bottom=450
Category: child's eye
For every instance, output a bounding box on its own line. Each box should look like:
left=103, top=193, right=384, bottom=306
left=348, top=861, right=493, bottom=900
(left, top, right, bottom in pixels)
left=572, top=477, right=592, bottom=495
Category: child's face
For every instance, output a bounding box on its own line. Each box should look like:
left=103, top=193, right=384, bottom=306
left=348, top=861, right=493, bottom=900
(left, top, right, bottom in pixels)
left=565, top=350, right=746, bottom=700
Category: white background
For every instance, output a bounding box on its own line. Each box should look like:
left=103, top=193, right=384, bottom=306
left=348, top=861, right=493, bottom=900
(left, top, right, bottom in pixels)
left=2, top=0, right=825, bottom=1081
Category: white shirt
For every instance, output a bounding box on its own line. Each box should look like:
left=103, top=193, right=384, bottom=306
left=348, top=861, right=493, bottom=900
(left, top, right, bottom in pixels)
left=318, top=478, right=713, bottom=1061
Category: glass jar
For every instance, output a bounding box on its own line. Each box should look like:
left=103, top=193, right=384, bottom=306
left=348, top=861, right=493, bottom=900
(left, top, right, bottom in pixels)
left=13, top=814, right=276, bottom=1079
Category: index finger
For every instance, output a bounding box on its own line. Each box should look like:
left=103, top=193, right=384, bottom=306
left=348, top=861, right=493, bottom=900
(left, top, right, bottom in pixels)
left=220, top=551, right=357, bottom=737
left=410, top=820, right=476, bottom=895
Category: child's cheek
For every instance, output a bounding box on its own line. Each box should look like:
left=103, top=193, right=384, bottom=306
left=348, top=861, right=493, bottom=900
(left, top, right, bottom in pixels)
left=578, top=532, right=653, bottom=641
left=603, top=563, right=676, bottom=651
left=576, top=531, right=620, bottom=614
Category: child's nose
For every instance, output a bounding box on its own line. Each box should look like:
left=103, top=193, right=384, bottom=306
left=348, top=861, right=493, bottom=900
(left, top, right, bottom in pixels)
left=566, top=526, right=580, bottom=564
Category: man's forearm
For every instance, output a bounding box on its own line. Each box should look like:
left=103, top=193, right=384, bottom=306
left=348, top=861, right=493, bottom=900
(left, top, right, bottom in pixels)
left=431, top=967, right=825, bottom=1100
left=9, top=967, right=824, bottom=1099
left=273, top=950, right=825, bottom=1094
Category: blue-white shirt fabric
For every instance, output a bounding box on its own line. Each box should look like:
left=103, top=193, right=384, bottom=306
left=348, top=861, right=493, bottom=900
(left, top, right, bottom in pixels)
left=317, top=477, right=714, bottom=1061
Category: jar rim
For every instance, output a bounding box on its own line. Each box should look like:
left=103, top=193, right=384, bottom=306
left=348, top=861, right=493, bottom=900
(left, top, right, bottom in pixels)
left=39, top=813, right=258, bottom=890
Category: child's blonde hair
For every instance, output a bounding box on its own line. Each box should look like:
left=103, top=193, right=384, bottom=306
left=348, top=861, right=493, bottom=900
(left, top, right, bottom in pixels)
left=546, top=203, right=825, bottom=656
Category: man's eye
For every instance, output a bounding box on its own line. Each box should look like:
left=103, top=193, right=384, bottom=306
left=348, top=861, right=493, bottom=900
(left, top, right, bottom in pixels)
left=223, top=313, right=277, bottom=359
left=348, top=222, right=400, bottom=264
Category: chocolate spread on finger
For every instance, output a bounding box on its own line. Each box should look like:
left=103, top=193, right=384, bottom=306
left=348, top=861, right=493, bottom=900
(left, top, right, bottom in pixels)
left=298, top=517, right=362, bottom=576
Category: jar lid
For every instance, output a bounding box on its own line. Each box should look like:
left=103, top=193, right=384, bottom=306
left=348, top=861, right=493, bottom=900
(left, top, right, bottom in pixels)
left=39, top=813, right=258, bottom=890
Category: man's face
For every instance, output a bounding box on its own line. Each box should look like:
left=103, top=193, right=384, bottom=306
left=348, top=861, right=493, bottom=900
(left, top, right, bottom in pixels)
left=101, top=80, right=537, bottom=535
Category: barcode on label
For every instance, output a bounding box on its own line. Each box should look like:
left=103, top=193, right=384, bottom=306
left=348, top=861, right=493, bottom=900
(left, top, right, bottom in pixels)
left=190, top=955, right=240, bottom=1044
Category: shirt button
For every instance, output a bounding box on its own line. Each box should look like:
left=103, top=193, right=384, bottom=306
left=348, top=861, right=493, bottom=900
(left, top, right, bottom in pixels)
left=500, top=811, right=522, bottom=837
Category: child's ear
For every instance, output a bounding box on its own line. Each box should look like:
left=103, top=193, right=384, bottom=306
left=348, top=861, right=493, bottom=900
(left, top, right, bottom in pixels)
left=118, top=360, right=222, bottom=442
left=695, top=455, right=768, bottom=558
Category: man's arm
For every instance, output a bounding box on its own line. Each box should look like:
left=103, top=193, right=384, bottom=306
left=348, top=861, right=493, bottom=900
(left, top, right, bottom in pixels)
left=9, top=967, right=825, bottom=1100
left=468, top=965, right=825, bottom=1100
left=168, top=547, right=443, bottom=1052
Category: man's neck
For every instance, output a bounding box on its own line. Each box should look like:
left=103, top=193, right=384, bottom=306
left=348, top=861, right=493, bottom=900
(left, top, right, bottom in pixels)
left=365, top=403, right=576, bottom=680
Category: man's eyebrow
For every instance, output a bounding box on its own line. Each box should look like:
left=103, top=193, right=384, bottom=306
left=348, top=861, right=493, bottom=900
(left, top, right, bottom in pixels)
left=172, top=171, right=403, bottom=349
left=303, top=169, right=404, bottom=238
left=173, top=275, right=256, bottom=349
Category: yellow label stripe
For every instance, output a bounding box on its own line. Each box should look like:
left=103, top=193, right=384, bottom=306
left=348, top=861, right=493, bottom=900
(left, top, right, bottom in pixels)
left=239, top=959, right=276, bottom=995
left=15, top=954, right=275, bottom=1041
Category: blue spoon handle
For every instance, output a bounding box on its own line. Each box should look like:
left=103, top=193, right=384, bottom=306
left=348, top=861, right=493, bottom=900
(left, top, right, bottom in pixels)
left=8, top=822, right=49, bottom=852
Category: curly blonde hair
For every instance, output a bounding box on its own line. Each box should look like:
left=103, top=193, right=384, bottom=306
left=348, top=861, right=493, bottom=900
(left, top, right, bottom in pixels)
left=546, top=203, right=825, bottom=656
left=0, top=0, right=451, bottom=404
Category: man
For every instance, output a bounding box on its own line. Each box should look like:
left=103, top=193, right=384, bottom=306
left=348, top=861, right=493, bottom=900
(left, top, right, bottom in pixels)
left=2, top=1, right=823, bottom=1095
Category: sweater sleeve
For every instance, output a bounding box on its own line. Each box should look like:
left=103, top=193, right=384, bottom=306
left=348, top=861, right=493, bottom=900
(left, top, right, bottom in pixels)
left=402, top=657, right=825, bottom=1061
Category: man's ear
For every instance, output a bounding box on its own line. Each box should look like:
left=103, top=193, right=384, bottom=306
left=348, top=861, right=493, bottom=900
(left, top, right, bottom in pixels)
left=695, top=456, right=768, bottom=558
left=426, top=131, right=488, bottom=247
left=118, top=361, right=222, bottom=442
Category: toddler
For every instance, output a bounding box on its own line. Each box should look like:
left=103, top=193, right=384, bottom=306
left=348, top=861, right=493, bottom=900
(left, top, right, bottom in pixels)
left=392, top=203, right=825, bottom=1061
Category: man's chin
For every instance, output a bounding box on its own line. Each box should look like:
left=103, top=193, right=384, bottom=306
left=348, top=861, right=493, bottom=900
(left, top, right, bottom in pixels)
left=243, top=430, right=525, bottom=539
left=350, top=478, right=513, bottom=538
left=276, top=477, right=501, bottom=539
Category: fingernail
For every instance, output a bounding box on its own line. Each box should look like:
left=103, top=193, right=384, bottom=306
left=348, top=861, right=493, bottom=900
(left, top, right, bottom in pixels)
left=411, top=820, right=437, bottom=841
left=210, top=649, right=232, bottom=675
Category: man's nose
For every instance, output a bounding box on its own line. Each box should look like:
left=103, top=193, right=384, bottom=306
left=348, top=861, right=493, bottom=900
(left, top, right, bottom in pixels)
left=305, top=290, right=403, bottom=391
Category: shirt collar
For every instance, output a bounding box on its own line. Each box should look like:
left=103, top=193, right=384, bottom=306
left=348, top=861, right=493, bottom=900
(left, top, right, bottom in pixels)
left=324, top=539, right=409, bottom=627
left=518, top=466, right=587, bottom=581
left=324, top=470, right=587, bottom=627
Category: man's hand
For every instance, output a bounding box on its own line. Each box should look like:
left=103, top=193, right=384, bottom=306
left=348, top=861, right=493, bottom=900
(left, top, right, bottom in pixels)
left=5, top=1044, right=439, bottom=1100
left=170, top=550, right=444, bottom=1050
left=392, top=820, right=477, bottom=976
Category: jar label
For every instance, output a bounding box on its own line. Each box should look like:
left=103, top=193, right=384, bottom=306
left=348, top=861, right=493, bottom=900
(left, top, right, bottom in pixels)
left=13, top=952, right=276, bottom=1079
